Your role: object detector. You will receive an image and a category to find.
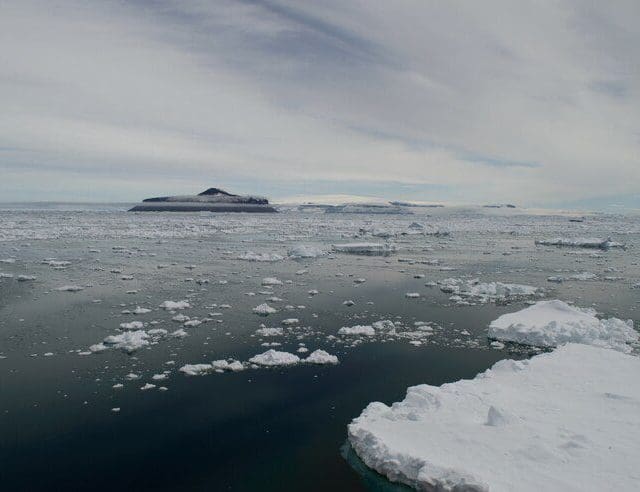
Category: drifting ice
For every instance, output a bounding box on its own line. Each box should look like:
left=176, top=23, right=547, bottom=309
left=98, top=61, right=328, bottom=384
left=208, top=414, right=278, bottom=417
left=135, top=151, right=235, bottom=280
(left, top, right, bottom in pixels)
left=348, top=344, right=640, bottom=492
left=488, top=300, right=638, bottom=353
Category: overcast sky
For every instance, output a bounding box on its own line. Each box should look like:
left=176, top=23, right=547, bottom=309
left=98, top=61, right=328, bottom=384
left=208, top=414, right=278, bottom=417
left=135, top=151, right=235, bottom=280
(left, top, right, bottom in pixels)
left=1, top=0, right=638, bottom=208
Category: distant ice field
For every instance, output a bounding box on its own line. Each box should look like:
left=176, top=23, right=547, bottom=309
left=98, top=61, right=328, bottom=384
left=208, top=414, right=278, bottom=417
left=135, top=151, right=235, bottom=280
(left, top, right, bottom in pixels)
left=0, top=205, right=637, bottom=491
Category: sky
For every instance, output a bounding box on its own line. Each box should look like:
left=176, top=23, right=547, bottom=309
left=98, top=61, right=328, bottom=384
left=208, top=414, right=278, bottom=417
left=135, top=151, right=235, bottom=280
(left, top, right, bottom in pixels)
left=0, top=0, right=639, bottom=209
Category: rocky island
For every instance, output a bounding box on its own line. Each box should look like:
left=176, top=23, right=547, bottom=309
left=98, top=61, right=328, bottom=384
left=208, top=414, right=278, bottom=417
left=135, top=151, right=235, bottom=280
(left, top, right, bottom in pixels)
left=129, top=187, right=277, bottom=213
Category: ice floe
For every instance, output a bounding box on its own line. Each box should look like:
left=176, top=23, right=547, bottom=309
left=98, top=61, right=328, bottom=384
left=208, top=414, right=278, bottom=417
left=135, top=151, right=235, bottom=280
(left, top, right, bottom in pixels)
left=348, top=344, right=640, bottom=492
left=332, top=243, right=397, bottom=256
left=236, top=251, right=284, bottom=262
left=535, top=237, right=625, bottom=250
left=248, top=349, right=300, bottom=367
left=439, top=278, right=541, bottom=304
left=287, top=244, right=326, bottom=258
left=253, top=303, right=277, bottom=316
left=304, top=349, right=339, bottom=365
left=338, top=325, right=376, bottom=336
left=488, top=300, right=638, bottom=353
left=159, top=300, right=191, bottom=310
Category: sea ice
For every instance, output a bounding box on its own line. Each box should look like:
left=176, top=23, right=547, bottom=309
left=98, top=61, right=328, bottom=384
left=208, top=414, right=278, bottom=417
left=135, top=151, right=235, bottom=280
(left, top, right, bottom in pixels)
left=99, top=330, right=150, bottom=353
left=287, top=244, right=326, bottom=258
left=304, top=349, right=339, bottom=365
left=237, top=251, right=284, bottom=262
left=348, top=344, right=640, bottom=492
left=535, top=237, right=625, bottom=250
left=253, top=303, right=277, bottom=315
left=338, top=325, right=376, bottom=336
left=332, top=243, right=397, bottom=256
left=488, top=300, right=638, bottom=353
left=261, top=277, right=283, bottom=286
left=439, top=279, right=540, bottom=304
left=119, top=321, right=145, bottom=330
left=56, top=285, right=84, bottom=292
left=248, top=349, right=300, bottom=366
left=159, top=300, right=191, bottom=310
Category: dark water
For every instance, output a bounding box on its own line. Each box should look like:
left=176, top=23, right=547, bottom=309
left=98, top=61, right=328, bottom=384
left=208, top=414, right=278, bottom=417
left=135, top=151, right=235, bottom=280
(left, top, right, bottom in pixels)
left=1, top=340, right=506, bottom=491
left=0, top=210, right=637, bottom=491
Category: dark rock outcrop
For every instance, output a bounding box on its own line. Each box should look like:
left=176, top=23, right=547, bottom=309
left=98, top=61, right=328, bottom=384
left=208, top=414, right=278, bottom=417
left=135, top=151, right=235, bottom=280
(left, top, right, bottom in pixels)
left=130, top=188, right=277, bottom=213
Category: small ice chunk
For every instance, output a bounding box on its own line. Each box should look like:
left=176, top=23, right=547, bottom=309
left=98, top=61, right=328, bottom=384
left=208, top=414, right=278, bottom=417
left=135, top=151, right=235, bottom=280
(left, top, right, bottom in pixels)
left=262, top=277, right=283, bottom=286
left=119, top=321, right=145, bottom=331
left=248, top=349, right=300, bottom=366
left=253, top=303, right=277, bottom=315
left=288, top=244, right=326, bottom=258
left=305, top=349, right=339, bottom=365
left=56, top=285, right=84, bottom=292
left=338, top=325, right=375, bottom=336
left=160, top=300, right=191, bottom=310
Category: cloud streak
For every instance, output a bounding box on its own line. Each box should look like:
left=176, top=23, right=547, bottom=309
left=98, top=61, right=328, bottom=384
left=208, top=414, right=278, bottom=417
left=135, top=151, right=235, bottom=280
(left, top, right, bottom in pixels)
left=0, top=0, right=638, bottom=207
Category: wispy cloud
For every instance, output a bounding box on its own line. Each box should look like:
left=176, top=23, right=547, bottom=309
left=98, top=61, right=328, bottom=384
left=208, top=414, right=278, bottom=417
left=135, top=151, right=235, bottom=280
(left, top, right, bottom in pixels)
left=0, top=0, right=638, bottom=206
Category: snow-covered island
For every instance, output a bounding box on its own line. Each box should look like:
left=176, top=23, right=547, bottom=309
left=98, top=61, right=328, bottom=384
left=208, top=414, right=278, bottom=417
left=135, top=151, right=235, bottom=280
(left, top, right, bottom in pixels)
left=129, top=187, right=277, bottom=213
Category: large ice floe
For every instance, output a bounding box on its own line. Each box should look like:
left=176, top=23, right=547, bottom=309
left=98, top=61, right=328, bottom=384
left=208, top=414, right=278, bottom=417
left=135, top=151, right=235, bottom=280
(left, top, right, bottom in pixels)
left=287, top=244, right=326, bottom=259
left=439, top=278, right=542, bottom=305
left=325, top=203, right=412, bottom=215
left=535, top=237, right=625, bottom=250
left=332, top=243, right=397, bottom=256
left=488, top=300, right=638, bottom=353
left=348, top=343, right=640, bottom=492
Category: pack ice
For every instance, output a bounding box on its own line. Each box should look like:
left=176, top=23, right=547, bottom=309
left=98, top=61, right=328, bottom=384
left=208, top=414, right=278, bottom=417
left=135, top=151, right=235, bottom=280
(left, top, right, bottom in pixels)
left=348, top=344, right=640, bottom=492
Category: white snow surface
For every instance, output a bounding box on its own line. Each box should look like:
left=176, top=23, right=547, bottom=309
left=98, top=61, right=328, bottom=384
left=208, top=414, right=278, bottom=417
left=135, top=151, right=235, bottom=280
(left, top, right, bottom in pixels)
left=439, top=278, right=541, bottom=303
left=304, top=349, right=339, bottom=364
left=535, top=237, right=625, bottom=249
left=253, top=303, right=277, bottom=315
left=488, top=300, right=638, bottom=353
left=287, top=244, right=326, bottom=258
left=248, top=349, right=300, bottom=366
left=159, top=300, right=190, bottom=310
left=236, top=251, right=284, bottom=262
left=348, top=344, right=640, bottom=492
left=338, top=325, right=376, bottom=336
left=332, top=243, right=397, bottom=255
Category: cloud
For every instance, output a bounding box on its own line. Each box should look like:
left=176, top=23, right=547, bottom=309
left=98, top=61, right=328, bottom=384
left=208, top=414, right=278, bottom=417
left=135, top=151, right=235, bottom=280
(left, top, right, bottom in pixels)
left=0, top=0, right=638, bottom=207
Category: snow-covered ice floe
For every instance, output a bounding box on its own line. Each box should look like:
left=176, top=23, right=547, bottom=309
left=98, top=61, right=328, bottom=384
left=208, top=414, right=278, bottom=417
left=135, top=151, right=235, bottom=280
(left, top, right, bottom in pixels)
left=304, top=349, right=339, bottom=365
left=248, top=349, right=300, bottom=366
left=287, top=244, right=326, bottom=259
left=332, top=243, right=397, bottom=256
left=253, top=303, right=277, bottom=316
left=179, top=359, right=245, bottom=376
left=236, top=251, right=284, bottom=262
left=535, top=237, right=625, bottom=250
left=439, top=279, right=542, bottom=305
left=159, top=300, right=190, bottom=310
left=348, top=344, right=640, bottom=492
left=488, top=300, right=638, bottom=353
left=179, top=349, right=338, bottom=376
left=338, top=325, right=376, bottom=336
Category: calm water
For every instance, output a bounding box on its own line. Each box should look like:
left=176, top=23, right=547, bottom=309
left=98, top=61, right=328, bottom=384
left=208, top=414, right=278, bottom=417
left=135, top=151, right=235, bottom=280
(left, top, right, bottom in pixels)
left=0, top=208, right=638, bottom=490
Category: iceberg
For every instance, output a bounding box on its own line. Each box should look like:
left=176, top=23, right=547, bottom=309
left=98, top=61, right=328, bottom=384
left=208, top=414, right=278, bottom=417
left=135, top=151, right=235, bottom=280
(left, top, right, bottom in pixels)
left=348, top=344, right=640, bottom=492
